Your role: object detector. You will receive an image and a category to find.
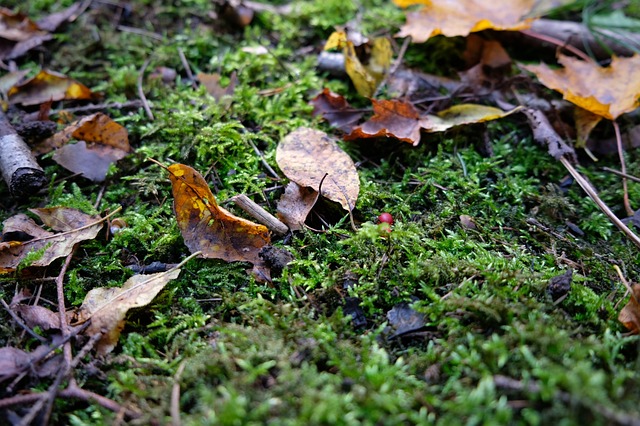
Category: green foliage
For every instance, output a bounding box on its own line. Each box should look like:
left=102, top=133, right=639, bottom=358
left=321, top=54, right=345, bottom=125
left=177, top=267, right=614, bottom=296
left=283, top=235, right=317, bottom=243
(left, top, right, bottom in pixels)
left=2, top=0, right=640, bottom=424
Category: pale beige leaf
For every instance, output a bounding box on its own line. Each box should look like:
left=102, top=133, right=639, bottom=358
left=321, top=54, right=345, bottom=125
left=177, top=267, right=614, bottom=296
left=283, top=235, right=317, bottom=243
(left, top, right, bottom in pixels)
left=276, top=127, right=359, bottom=211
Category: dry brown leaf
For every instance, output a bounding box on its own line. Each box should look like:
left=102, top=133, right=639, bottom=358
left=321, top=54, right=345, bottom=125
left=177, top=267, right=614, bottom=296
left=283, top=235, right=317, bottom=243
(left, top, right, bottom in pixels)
left=276, top=182, right=319, bottom=231
left=311, top=88, right=364, bottom=133
left=0, top=207, right=104, bottom=273
left=197, top=71, right=237, bottom=105
left=166, top=163, right=271, bottom=271
left=276, top=127, right=360, bottom=211
left=7, top=69, right=96, bottom=106
left=0, top=8, right=52, bottom=60
left=75, top=267, right=183, bottom=355
left=36, top=113, right=130, bottom=181
left=346, top=101, right=518, bottom=145
left=345, top=99, right=429, bottom=146
left=394, top=0, right=536, bottom=43
left=522, top=54, right=640, bottom=120
left=619, top=284, right=640, bottom=334
left=0, top=347, right=28, bottom=382
left=12, top=304, right=60, bottom=331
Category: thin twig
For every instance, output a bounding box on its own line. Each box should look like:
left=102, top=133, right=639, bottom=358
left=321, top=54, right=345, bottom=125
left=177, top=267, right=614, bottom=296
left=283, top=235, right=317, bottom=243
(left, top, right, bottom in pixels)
left=602, top=167, right=640, bottom=184
left=519, top=29, right=593, bottom=62
left=560, top=156, right=640, bottom=249
left=117, top=25, right=163, bottom=41
left=171, top=361, right=187, bottom=426
left=137, top=58, right=155, bottom=120
left=0, top=298, right=47, bottom=342
left=374, top=36, right=411, bottom=98
left=178, top=48, right=196, bottom=85
left=612, top=120, right=634, bottom=216
left=246, top=138, right=280, bottom=179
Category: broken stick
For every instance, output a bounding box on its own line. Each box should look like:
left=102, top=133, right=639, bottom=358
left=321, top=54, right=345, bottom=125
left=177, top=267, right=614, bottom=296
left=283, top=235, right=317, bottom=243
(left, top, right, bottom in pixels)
left=0, top=110, right=46, bottom=198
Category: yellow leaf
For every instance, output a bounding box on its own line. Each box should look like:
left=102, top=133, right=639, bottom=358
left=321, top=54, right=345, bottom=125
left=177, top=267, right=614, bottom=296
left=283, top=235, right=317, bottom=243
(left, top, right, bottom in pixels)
left=323, top=31, right=392, bottom=97
left=522, top=54, right=640, bottom=120
left=394, top=0, right=536, bottom=43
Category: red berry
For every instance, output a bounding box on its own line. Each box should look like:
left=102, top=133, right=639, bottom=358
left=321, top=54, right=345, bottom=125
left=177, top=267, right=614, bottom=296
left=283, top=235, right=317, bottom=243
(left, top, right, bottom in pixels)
left=378, top=212, right=393, bottom=225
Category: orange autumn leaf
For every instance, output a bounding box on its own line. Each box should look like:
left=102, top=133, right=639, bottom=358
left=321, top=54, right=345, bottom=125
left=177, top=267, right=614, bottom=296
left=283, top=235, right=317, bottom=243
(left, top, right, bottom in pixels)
left=522, top=54, right=640, bottom=120
left=166, top=163, right=270, bottom=267
left=345, top=99, right=430, bottom=146
left=7, top=69, right=96, bottom=106
left=394, top=0, right=536, bottom=43
left=345, top=100, right=518, bottom=145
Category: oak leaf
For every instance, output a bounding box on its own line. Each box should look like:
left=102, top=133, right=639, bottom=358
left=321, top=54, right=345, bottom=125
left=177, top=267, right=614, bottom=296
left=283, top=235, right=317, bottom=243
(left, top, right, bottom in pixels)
left=394, top=0, right=536, bottom=43
left=75, top=267, right=183, bottom=355
left=166, top=163, right=270, bottom=268
left=522, top=54, right=640, bottom=120
left=0, top=207, right=104, bottom=273
left=7, top=69, right=96, bottom=106
left=276, top=127, right=359, bottom=211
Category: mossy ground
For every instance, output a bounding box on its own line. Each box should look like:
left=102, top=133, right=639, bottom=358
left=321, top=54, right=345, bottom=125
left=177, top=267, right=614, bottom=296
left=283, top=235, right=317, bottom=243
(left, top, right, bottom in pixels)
left=2, top=0, right=640, bottom=425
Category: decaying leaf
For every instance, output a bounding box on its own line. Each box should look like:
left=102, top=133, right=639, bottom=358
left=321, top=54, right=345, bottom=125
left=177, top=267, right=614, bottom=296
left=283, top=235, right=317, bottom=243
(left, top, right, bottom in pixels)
left=197, top=71, right=238, bottom=105
left=0, top=207, right=104, bottom=273
left=8, top=69, right=96, bottom=106
left=0, top=7, right=51, bottom=60
left=276, top=127, right=359, bottom=211
left=522, top=54, right=640, bottom=120
left=37, top=113, right=131, bottom=181
left=346, top=101, right=519, bottom=145
left=324, top=31, right=392, bottom=97
left=11, top=304, right=60, bottom=330
left=311, top=88, right=364, bottom=133
left=425, top=104, right=521, bottom=132
left=166, top=163, right=271, bottom=268
left=394, top=0, right=536, bottom=43
left=75, top=268, right=182, bottom=355
left=574, top=107, right=603, bottom=148
left=619, top=284, right=640, bottom=334
left=0, top=347, right=29, bottom=382
left=386, top=302, right=426, bottom=338
left=345, top=99, right=430, bottom=146
left=277, top=182, right=319, bottom=231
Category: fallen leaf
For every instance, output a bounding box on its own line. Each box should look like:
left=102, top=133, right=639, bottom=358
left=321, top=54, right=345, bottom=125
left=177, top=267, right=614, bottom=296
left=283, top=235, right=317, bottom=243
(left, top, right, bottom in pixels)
left=166, top=163, right=271, bottom=268
left=276, top=127, right=360, bottom=211
left=197, top=71, right=237, bottom=105
left=387, top=301, right=426, bottom=338
left=619, top=284, right=640, bottom=334
left=394, top=0, right=536, bottom=43
left=425, top=103, right=521, bottom=132
left=345, top=99, right=430, bottom=146
left=522, top=54, right=640, bottom=120
left=462, top=34, right=511, bottom=69
left=0, top=8, right=52, bottom=60
left=574, top=107, right=603, bottom=148
left=37, top=113, right=131, bottom=181
left=76, top=268, right=182, bottom=355
left=324, top=31, right=392, bottom=97
left=35, top=2, right=84, bottom=32
left=346, top=101, right=518, bottom=145
left=0, top=347, right=28, bottom=382
left=12, top=304, right=60, bottom=330
left=276, top=182, right=319, bottom=231
left=0, top=207, right=104, bottom=273
left=311, top=88, right=364, bottom=133
left=8, top=69, right=96, bottom=106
